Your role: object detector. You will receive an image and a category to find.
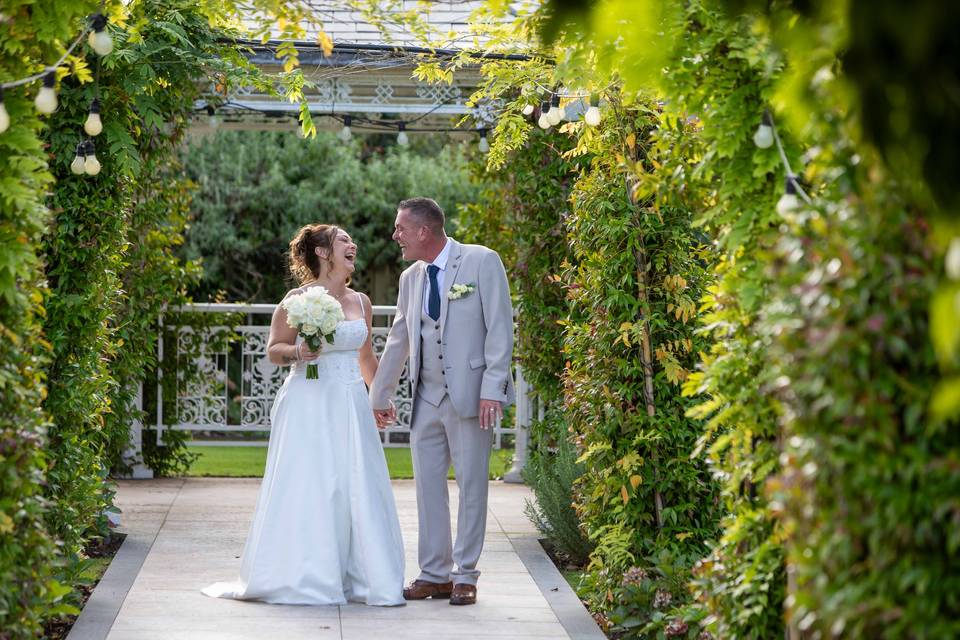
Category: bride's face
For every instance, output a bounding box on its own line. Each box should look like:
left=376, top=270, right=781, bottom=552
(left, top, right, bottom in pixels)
left=319, top=230, right=357, bottom=274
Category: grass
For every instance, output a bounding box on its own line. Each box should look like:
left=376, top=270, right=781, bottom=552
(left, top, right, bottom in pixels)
left=562, top=569, right=583, bottom=593
left=185, top=445, right=515, bottom=480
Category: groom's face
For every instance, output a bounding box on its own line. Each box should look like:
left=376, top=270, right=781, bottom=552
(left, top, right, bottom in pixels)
left=393, top=209, right=426, bottom=261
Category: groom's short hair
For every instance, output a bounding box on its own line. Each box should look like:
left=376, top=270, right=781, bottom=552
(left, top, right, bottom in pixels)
left=398, top=197, right=445, bottom=235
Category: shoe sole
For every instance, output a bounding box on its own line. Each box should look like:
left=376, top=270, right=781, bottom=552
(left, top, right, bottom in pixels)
left=402, top=591, right=453, bottom=600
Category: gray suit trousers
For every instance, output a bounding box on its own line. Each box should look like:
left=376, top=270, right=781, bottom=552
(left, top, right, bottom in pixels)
left=410, top=393, right=493, bottom=586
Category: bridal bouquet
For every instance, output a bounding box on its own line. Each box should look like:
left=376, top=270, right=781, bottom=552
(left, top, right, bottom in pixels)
left=282, top=287, right=345, bottom=379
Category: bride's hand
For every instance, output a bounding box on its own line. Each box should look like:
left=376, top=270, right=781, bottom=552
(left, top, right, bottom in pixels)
left=295, top=343, right=322, bottom=361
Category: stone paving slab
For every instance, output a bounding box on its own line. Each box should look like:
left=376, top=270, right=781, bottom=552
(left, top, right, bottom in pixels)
left=71, top=478, right=604, bottom=640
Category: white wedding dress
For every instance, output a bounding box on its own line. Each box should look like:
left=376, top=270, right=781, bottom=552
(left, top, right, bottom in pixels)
left=202, top=295, right=405, bottom=606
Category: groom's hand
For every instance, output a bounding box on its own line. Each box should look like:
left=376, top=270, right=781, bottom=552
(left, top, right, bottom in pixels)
left=373, top=401, right=396, bottom=429
left=478, top=399, right=503, bottom=430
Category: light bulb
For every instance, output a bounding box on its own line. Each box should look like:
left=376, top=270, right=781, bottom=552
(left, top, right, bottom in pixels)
left=946, top=237, right=960, bottom=280
left=70, top=147, right=86, bottom=175
left=548, top=104, right=564, bottom=125
left=538, top=101, right=551, bottom=129
left=754, top=111, right=774, bottom=149
left=70, top=151, right=86, bottom=176
left=339, top=116, right=352, bottom=142
left=85, top=152, right=101, bottom=176
left=35, top=73, right=57, bottom=114
left=753, top=124, right=773, bottom=149
left=206, top=105, right=218, bottom=130
left=776, top=177, right=800, bottom=217
left=88, top=14, right=113, bottom=56
left=521, top=104, right=534, bottom=116
left=0, top=100, right=8, bottom=133
left=83, top=140, right=100, bottom=176
left=84, top=99, right=102, bottom=136
left=478, top=134, right=489, bottom=153
left=584, top=105, right=601, bottom=127
left=397, top=123, right=408, bottom=146
left=548, top=94, right=563, bottom=125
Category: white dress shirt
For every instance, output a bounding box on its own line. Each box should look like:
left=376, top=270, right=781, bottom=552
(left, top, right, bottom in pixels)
left=422, top=238, right=451, bottom=318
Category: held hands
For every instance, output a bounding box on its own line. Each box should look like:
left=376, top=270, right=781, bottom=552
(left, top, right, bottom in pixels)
left=373, top=401, right=396, bottom=430
left=478, top=399, right=503, bottom=430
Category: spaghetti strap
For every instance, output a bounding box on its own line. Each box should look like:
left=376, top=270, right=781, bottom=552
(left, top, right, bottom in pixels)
left=356, top=291, right=364, bottom=315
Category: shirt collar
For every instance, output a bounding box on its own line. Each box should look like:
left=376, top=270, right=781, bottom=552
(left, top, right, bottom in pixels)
left=428, top=238, right=451, bottom=271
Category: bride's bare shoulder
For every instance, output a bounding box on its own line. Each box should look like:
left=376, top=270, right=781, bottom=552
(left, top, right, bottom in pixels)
left=279, top=287, right=305, bottom=304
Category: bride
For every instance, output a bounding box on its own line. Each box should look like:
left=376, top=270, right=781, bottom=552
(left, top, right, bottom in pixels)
left=202, top=223, right=405, bottom=606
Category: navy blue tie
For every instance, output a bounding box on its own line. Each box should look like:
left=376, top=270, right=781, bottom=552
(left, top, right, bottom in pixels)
left=427, top=264, right=441, bottom=321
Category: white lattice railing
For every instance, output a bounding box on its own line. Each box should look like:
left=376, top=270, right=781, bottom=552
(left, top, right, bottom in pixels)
left=148, top=303, right=528, bottom=453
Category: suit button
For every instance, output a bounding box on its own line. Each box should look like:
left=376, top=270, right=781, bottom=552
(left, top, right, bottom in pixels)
left=436, top=339, right=441, bottom=344
left=438, top=354, right=442, bottom=359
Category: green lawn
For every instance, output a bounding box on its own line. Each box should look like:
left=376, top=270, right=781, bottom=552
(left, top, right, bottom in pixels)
left=185, top=445, right=515, bottom=480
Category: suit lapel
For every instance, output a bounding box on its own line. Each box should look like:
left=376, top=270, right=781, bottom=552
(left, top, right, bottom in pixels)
left=410, top=262, right=425, bottom=373
left=439, top=239, right=463, bottom=335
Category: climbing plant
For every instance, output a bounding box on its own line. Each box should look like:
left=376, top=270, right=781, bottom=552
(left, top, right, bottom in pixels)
left=0, top=1, right=102, bottom=635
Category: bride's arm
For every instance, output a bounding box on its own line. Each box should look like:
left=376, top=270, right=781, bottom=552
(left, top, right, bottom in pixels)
left=358, top=293, right=378, bottom=386
left=267, top=291, right=319, bottom=366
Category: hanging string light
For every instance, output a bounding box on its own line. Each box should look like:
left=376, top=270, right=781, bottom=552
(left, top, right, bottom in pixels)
left=477, top=129, right=489, bottom=153
left=776, top=176, right=800, bottom=216
left=338, top=115, right=352, bottom=142
left=396, top=122, right=409, bottom=146
left=34, top=72, right=58, bottom=114
left=584, top=94, right=601, bottom=127
left=87, top=13, right=113, bottom=56
left=70, top=142, right=86, bottom=175
left=1, top=12, right=105, bottom=131
left=206, top=104, right=219, bottom=130
left=753, top=110, right=774, bottom=149
left=0, top=88, right=8, bottom=134
left=537, top=101, right=551, bottom=129
left=547, top=93, right=563, bottom=126
left=521, top=103, right=535, bottom=116
left=84, top=140, right=101, bottom=175
left=84, top=98, right=102, bottom=136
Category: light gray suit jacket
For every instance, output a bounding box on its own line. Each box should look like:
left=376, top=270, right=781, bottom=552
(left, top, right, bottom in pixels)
left=370, top=238, right=515, bottom=419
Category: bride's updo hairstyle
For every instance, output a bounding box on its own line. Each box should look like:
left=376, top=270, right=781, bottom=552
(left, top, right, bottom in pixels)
left=288, top=224, right=341, bottom=285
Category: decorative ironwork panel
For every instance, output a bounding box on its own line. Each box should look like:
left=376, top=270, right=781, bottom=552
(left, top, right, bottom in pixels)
left=176, top=326, right=230, bottom=427
left=240, top=327, right=287, bottom=428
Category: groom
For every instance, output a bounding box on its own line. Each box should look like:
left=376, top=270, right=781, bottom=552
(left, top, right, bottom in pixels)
left=370, top=197, right=514, bottom=606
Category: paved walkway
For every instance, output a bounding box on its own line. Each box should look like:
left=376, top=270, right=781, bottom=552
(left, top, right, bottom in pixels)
left=69, top=478, right=605, bottom=640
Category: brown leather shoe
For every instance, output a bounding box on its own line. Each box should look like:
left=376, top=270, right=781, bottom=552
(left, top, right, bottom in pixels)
left=449, top=583, right=477, bottom=605
left=403, top=579, right=453, bottom=600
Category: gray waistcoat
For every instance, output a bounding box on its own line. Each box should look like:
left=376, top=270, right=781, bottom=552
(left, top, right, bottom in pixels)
left=417, top=312, right=447, bottom=407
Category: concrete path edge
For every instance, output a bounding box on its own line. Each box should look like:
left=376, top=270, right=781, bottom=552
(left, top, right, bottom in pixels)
left=508, top=536, right=607, bottom=640
left=66, top=525, right=161, bottom=640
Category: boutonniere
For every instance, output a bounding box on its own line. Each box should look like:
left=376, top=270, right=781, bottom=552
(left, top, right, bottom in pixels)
left=448, top=283, right=476, bottom=300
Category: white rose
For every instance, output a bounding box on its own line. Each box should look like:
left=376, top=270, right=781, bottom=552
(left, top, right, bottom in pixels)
left=301, top=323, right=318, bottom=335
left=321, top=317, right=338, bottom=335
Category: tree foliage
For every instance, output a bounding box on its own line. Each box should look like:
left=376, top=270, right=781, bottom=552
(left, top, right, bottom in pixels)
left=180, top=131, right=482, bottom=303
